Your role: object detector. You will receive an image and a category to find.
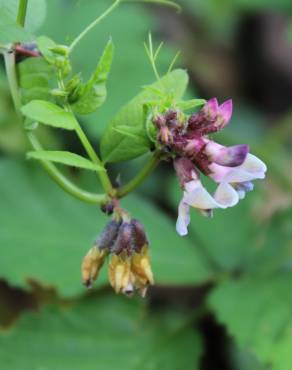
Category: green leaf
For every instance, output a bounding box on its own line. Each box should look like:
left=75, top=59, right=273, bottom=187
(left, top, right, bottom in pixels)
left=0, top=292, right=203, bottom=370
left=27, top=151, right=105, bottom=172
left=177, top=98, right=206, bottom=111
left=36, top=36, right=57, bottom=64
left=18, top=57, right=54, bottom=104
left=21, top=100, right=76, bottom=130
left=71, top=39, right=114, bottom=115
left=101, top=69, right=189, bottom=164
left=0, top=7, right=33, bottom=43
left=0, top=160, right=211, bottom=297
left=209, top=274, right=292, bottom=370
left=114, top=125, right=150, bottom=148
left=0, top=0, right=46, bottom=32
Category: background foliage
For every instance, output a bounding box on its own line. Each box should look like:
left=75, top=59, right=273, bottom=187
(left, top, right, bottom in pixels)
left=0, top=0, right=291, bottom=369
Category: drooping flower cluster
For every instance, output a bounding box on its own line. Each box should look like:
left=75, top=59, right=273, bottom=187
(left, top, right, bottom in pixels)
left=81, top=214, right=154, bottom=297
left=153, top=98, right=267, bottom=236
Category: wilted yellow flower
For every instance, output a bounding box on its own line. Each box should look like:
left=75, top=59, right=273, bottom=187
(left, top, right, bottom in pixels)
left=81, top=215, right=154, bottom=297
left=81, top=247, right=107, bottom=288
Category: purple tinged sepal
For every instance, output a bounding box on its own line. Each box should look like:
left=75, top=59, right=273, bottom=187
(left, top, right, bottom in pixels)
left=111, top=222, right=134, bottom=255
left=174, top=157, right=197, bottom=187
left=95, top=220, right=121, bottom=249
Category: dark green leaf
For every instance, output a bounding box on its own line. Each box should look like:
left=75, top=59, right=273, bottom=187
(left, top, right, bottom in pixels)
left=0, top=292, right=203, bottom=370
left=71, top=39, right=114, bottom=115
left=101, top=69, right=189, bottom=164
left=21, top=100, right=76, bottom=130
left=113, top=125, right=150, bottom=149
left=209, top=273, right=292, bottom=370
left=27, top=151, right=105, bottom=172
left=0, top=7, right=33, bottom=43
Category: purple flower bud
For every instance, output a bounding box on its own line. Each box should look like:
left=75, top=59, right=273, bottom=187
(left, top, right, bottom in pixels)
left=153, top=115, right=166, bottom=128
left=111, top=222, right=134, bottom=255
left=165, top=110, right=177, bottom=122
left=218, top=99, right=233, bottom=128
left=188, top=98, right=233, bottom=135
left=203, top=98, right=219, bottom=120
left=95, top=220, right=121, bottom=250
left=160, top=126, right=170, bottom=144
left=131, top=219, right=148, bottom=252
left=100, top=202, right=114, bottom=215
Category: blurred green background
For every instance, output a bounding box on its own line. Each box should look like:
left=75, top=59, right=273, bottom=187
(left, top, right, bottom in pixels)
left=0, top=0, right=292, bottom=369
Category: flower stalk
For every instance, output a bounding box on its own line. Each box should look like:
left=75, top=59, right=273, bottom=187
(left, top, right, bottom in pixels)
left=69, top=0, right=121, bottom=53
left=16, top=0, right=28, bottom=27
left=117, top=152, right=161, bottom=198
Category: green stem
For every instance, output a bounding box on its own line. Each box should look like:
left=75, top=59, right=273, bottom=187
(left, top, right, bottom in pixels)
left=3, top=50, right=108, bottom=205
left=124, top=0, right=181, bottom=12
left=71, top=116, right=115, bottom=195
left=57, top=71, right=114, bottom=195
left=69, top=0, right=180, bottom=54
left=3, top=50, right=22, bottom=111
left=69, top=0, right=121, bottom=52
left=16, top=0, right=28, bottom=27
left=117, top=152, right=160, bottom=198
left=27, top=132, right=108, bottom=204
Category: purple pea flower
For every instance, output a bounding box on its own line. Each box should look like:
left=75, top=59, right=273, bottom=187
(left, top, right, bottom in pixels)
left=155, top=98, right=267, bottom=236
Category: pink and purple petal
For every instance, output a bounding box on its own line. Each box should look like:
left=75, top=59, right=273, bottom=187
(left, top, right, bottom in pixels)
left=217, top=99, right=233, bottom=127
left=203, top=98, right=219, bottom=120
left=212, top=144, right=249, bottom=167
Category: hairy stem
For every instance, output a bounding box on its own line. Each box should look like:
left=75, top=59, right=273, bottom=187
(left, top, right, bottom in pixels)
left=69, top=0, right=121, bottom=52
left=117, top=152, right=160, bottom=198
left=16, top=0, right=28, bottom=27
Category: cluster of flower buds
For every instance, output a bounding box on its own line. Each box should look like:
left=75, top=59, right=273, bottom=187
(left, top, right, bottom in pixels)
left=153, top=98, right=267, bottom=236
left=81, top=214, right=154, bottom=297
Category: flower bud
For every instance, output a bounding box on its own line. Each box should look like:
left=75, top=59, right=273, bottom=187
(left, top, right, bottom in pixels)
left=153, top=114, right=166, bottom=128
left=49, top=44, right=70, bottom=56
left=131, top=219, right=148, bottom=253
left=111, top=222, right=134, bottom=255
left=165, top=109, right=177, bottom=122
left=50, top=88, right=68, bottom=98
left=100, top=202, right=114, bottom=215
left=66, top=74, right=82, bottom=103
left=81, top=247, right=107, bottom=288
left=97, top=220, right=121, bottom=250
